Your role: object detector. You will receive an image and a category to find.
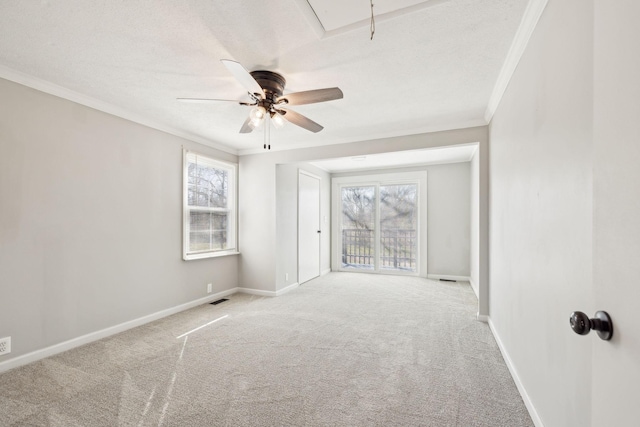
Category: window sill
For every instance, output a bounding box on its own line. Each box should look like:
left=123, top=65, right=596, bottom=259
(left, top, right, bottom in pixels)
left=183, top=251, right=240, bottom=261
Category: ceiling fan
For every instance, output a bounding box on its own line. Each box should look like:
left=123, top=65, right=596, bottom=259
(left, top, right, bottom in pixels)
left=178, top=60, right=344, bottom=149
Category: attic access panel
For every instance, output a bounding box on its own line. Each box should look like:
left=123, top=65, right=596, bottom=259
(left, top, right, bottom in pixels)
left=304, top=0, right=445, bottom=34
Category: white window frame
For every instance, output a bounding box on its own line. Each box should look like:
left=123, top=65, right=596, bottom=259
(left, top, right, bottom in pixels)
left=183, top=149, right=239, bottom=260
left=331, top=171, right=428, bottom=276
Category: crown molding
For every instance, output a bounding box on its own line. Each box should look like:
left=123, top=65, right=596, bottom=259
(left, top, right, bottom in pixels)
left=484, top=0, right=549, bottom=124
left=292, top=0, right=326, bottom=38
left=0, top=66, right=238, bottom=156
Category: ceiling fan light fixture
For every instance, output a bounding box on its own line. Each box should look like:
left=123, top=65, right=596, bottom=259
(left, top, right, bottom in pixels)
left=250, top=106, right=267, bottom=121
left=248, top=118, right=262, bottom=130
left=271, top=112, right=285, bottom=129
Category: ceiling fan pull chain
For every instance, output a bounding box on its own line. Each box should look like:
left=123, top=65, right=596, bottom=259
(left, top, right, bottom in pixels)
left=264, top=113, right=270, bottom=149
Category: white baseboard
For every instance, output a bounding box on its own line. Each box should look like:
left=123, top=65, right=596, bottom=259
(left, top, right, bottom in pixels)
left=476, top=313, right=489, bottom=323
left=487, top=317, right=544, bottom=427
left=236, top=282, right=300, bottom=298
left=427, top=274, right=471, bottom=282
left=236, top=287, right=276, bottom=297
left=276, top=282, right=299, bottom=296
left=0, top=288, right=239, bottom=374
left=321, top=268, right=331, bottom=276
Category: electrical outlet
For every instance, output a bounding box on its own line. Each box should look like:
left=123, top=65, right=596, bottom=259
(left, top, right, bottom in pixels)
left=207, top=283, right=212, bottom=293
left=285, top=273, right=289, bottom=281
left=0, top=337, right=11, bottom=356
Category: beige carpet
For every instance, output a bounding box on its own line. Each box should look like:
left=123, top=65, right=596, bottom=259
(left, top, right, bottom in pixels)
left=0, top=273, right=533, bottom=426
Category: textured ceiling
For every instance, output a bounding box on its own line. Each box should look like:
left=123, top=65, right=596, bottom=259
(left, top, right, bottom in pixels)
left=0, top=0, right=529, bottom=155
left=305, top=0, right=438, bottom=33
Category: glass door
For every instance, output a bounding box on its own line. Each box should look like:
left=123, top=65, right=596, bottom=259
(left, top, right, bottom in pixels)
left=380, top=184, right=417, bottom=272
left=341, top=186, right=376, bottom=270
left=340, top=183, right=418, bottom=274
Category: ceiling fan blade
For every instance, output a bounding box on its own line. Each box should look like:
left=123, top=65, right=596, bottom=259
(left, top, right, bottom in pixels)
left=239, top=116, right=254, bottom=134
left=278, top=109, right=324, bottom=133
left=221, top=59, right=264, bottom=98
left=277, top=87, right=343, bottom=106
left=176, top=97, right=250, bottom=104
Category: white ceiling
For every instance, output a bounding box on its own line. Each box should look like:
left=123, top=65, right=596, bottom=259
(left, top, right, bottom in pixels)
left=0, top=0, right=530, bottom=155
left=305, top=0, right=442, bottom=34
left=310, top=144, right=477, bottom=173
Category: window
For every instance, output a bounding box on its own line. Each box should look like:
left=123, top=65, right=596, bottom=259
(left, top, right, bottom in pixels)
left=183, top=150, right=237, bottom=260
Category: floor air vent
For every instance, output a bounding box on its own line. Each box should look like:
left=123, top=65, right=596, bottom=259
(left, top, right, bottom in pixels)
left=439, top=279, right=457, bottom=282
left=210, top=298, right=229, bottom=305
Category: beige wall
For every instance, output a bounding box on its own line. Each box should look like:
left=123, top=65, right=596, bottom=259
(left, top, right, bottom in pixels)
left=0, top=78, right=239, bottom=367
left=490, top=2, right=640, bottom=425
left=489, top=0, right=593, bottom=425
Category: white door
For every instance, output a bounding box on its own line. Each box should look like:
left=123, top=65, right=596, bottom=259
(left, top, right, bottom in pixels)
left=298, top=171, right=321, bottom=284
left=592, top=2, right=640, bottom=424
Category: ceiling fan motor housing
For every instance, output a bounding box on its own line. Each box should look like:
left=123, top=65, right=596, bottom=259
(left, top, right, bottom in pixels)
left=250, top=70, right=286, bottom=109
